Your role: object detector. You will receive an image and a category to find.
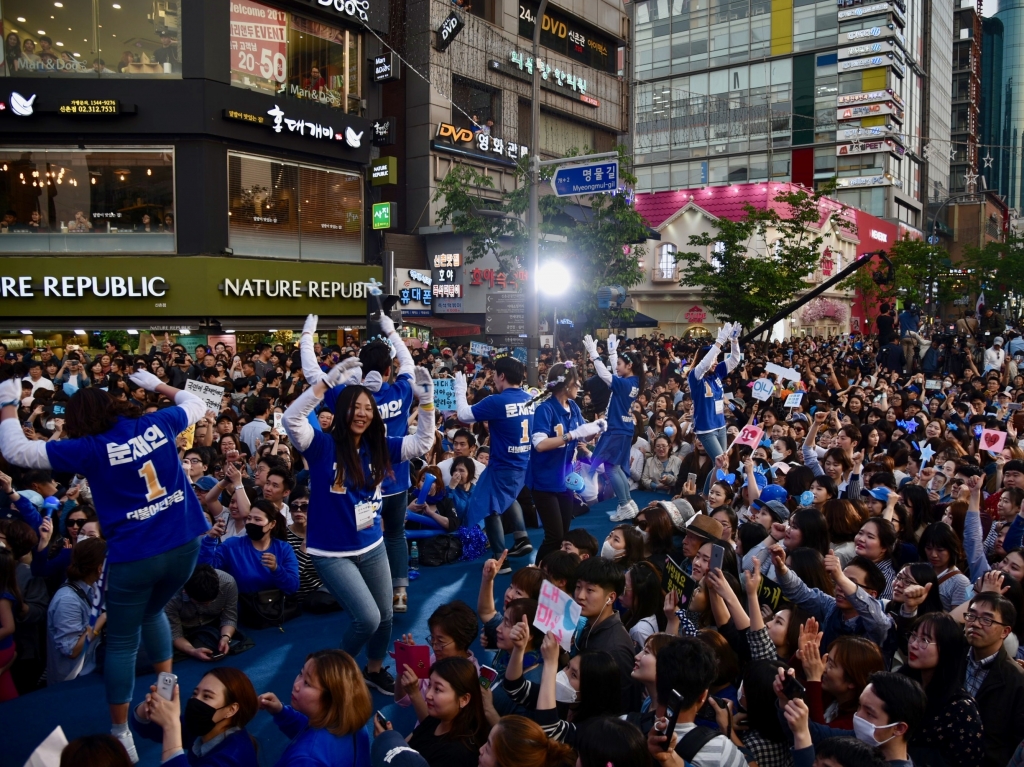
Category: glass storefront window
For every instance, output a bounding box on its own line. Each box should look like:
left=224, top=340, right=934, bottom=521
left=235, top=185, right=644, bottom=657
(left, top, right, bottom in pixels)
left=1, top=0, right=181, bottom=77
left=229, top=0, right=362, bottom=114
left=0, top=148, right=174, bottom=253
left=228, top=152, right=362, bottom=263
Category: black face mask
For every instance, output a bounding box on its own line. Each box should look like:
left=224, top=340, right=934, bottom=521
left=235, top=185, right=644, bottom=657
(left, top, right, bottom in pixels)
left=184, top=697, right=223, bottom=737
left=245, top=522, right=267, bottom=540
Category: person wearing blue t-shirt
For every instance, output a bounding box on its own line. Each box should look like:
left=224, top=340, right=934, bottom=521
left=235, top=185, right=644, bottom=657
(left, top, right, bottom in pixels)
left=282, top=359, right=435, bottom=696
left=688, top=322, right=742, bottom=494
left=0, top=370, right=209, bottom=762
left=581, top=333, right=646, bottom=523
left=199, top=499, right=299, bottom=596
left=528, top=362, right=606, bottom=563
left=454, top=356, right=535, bottom=563
left=302, top=313, right=417, bottom=614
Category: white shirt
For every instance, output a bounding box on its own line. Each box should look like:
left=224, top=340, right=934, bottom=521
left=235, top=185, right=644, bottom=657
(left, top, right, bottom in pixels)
left=437, top=456, right=488, bottom=487
left=23, top=375, right=54, bottom=396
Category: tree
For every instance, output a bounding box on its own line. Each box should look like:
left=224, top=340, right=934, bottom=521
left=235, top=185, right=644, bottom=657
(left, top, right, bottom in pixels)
left=961, top=229, right=1024, bottom=319
left=675, top=183, right=853, bottom=330
left=432, top=147, right=649, bottom=329
left=837, top=238, right=954, bottom=314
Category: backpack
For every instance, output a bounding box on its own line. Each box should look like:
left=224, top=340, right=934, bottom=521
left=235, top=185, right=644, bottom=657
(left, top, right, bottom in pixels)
left=417, top=534, right=463, bottom=566
left=674, top=726, right=720, bottom=763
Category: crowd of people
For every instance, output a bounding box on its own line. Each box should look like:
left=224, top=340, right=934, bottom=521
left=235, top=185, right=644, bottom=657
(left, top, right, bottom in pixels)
left=2, top=306, right=1024, bottom=767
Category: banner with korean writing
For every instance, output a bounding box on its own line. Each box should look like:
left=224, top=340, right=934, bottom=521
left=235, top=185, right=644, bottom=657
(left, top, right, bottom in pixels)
left=185, top=380, right=225, bottom=413
left=229, top=0, right=288, bottom=88
left=534, top=580, right=582, bottom=650
left=469, top=341, right=493, bottom=356
left=433, top=379, right=456, bottom=412
left=757, top=575, right=785, bottom=612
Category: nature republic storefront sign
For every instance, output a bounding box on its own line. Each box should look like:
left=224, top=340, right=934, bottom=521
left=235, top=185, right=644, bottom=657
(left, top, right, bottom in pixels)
left=0, top=257, right=382, bottom=318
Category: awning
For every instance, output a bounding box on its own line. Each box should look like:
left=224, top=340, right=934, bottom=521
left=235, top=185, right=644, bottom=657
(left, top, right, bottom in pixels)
left=611, top=312, right=660, bottom=329
left=406, top=316, right=481, bottom=336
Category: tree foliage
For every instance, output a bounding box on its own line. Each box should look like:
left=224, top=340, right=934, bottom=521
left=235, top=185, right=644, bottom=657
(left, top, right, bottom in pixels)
left=675, top=183, right=853, bottom=330
left=432, top=146, right=648, bottom=328
left=837, top=237, right=955, bottom=313
left=961, top=229, right=1024, bottom=307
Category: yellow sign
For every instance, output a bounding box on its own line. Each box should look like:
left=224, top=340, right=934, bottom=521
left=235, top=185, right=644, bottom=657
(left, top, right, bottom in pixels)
left=223, top=108, right=267, bottom=125
left=437, top=123, right=474, bottom=143
left=58, top=99, right=119, bottom=115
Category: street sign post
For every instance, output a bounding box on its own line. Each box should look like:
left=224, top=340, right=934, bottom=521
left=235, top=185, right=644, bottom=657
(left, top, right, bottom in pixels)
left=552, top=160, right=619, bottom=197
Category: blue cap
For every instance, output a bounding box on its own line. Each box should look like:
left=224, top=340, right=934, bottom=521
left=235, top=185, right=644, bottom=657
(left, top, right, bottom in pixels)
left=741, top=472, right=768, bottom=490
left=866, top=487, right=893, bottom=503
left=759, top=484, right=789, bottom=505
left=194, top=476, right=219, bottom=493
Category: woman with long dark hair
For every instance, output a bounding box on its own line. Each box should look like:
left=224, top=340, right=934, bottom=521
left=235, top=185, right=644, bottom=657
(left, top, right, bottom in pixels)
left=0, top=370, right=208, bottom=760
left=582, top=333, right=646, bottom=522
left=529, top=362, right=605, bottom=563
left=281, top=359, right=434, bottom=695
left=621, top=561, right=667, bottom=649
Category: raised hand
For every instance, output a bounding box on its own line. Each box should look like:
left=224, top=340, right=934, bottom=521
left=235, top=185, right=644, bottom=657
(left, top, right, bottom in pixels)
left=413, top=367, right=434, bottom=405
left=540, top=631, right=560, bottom=664
left=823, top=550, right=843, bottom=581
left=454, top=371, right=468, bottom=401
left=902, top=582, right=933, bottom=609
left=582, top=335, right=599, bottom=360
left=323, top=357, right=362, bottom=388
left=510, top=615, right=531, bottom=651
left=570, top=419, right=606, bottom=441
left=128, top=370, right=163, bottom=392
left=768, top=544, right=788, bottom=576
left=745, top=558, right=762, bottom=595
left=716, top=325, right=731, bottom=345
left=606, top=334, right=619, bottom=355
left=379, top=314, right=396, bottom=336
left=980, top=570, right=1009, bottom=595
left=302, top=314, right=318, bottom=337
left=482, top=550, right=508, bottom=581
left=257, top=691, right=283, bottom=715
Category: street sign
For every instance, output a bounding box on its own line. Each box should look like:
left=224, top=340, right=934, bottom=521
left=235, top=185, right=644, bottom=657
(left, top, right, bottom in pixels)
left=486, top=293, right=526, bottom=312
left=372, top=202, right=392, bottom=229
left=486, top=313, right=525, bottom=334
left=487, top=335, right=527, bottom=347
left=552, top=160, right=619, bottom=197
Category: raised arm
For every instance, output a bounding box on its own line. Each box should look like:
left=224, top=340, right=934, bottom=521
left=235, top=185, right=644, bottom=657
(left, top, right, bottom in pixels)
left=283, top=359, right=362, bottom=451
left=299, top=314, right=325, bottom=385
left=693, top=324, right=732, bottom=379
left=454, top=372, right=476, bottom=424
left=583, top=335, right=613, bottom=385
left=723, top=327, right=742, bottom=373
left=399, top=369, right=436, bottom=462
left=0, top=378, right=52, bottom=469
left=380, top=315, right=415, bottom=379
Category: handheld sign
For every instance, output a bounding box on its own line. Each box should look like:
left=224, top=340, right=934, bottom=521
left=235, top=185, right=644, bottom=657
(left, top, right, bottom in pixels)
left=433, top=379, right=456, bottom=411
left=756, top=575, right=786, bottom=612
left=469, top=341, right=493, bottom=357
left=534, top=580, right=582, bottom=650
left=981, top=429, right=1008, bottom=454
left=784, top=392, right=804, bottom=409
left=751, top=378, right=774, bottom=402
left=185, top=380, right=224, bottom=413
left=733, top=424, right=764, bottom=449
left=765, top=362, right=802, bottom=383
left=661, top=556, right=698, bottom=607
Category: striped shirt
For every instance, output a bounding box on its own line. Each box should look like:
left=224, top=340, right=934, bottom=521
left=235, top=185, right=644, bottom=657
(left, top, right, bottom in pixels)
left=672, top=722, right=749, bottom=767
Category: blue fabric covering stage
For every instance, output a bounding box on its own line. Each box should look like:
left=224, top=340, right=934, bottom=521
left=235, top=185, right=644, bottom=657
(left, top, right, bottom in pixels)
left=1, top=491, right=666, bottom=766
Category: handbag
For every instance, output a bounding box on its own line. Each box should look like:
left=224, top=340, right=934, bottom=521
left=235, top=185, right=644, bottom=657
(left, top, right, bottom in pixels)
left=237, top=589, right=302, bottom=630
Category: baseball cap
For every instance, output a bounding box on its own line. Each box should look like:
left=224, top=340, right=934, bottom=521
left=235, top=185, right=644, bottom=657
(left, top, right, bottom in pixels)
left=741, top=472, right=768, bottom=490
left=866, top=487, right=893, bottom=503
left=759, top=484, right=789, bottom=505
left=657, top=499, right=696, bottom=532
left=684, top=514, right=725, bottom=542
left=995, top=336, right=1005, bottom=347
left=752, top=498, right=790, bottom=522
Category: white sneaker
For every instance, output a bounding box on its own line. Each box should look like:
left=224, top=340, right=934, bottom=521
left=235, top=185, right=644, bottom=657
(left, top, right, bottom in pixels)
left=114, top=728, right=139, bottom=764
left=609, top=503, right=637, bottom=522
left=628, top=499, right=641, bottom=516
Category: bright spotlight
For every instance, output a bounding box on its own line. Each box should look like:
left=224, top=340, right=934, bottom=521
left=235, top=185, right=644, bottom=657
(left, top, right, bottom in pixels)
left=538, top=262, right=571, bottom=296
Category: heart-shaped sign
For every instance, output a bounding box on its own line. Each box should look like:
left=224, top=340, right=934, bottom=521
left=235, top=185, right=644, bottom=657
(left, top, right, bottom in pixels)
left=985, top=432, right=1000, bottom=447
left=980, top=429, right=1008, bottom=454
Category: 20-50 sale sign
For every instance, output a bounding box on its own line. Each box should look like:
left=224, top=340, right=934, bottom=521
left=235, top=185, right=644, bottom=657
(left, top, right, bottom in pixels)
left=230, top=0, right=288, bottom=84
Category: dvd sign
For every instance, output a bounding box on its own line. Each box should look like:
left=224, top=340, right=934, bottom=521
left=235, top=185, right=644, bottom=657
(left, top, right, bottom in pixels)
left=436, top=11, right=464, bottom=52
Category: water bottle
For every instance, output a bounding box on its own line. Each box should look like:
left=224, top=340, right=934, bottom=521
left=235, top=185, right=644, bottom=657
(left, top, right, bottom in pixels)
left=409, top=541, right=420, bottom=580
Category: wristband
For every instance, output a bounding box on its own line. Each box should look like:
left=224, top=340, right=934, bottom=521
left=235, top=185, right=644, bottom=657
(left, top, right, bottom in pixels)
left=420, top=403, right=434, bottom=411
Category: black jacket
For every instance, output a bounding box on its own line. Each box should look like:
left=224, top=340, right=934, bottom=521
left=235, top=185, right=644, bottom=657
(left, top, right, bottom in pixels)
left=961, top=646, right=1024, bottom=767
left=573, top=611, right=642, bottom=711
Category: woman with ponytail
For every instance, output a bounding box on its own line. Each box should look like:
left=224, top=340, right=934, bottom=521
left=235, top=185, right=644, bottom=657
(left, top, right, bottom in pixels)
left=477, top=714, right=575, bottom=767
left=529, top=362, right=606, bottom=563
left=582, top=333, right=646, bottom=523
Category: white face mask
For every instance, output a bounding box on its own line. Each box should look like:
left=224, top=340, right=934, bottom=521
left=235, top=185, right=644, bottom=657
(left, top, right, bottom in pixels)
left=852, top=714, right=901, bottom=747
left=555, top=670, right=577, bottom=703
left=600, top=540, right=621, bottom=560
left=76, top=534, right=89, bottom=544
left=771, top=449, right=784, bottom=462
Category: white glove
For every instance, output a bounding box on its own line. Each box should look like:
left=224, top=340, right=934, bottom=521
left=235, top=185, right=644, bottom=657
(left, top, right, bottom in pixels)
left=323, top=357, right=363, bottom=388
left=606, top=334, right=619, bottom=355
left=716, top=324, right=731, bottom=345
left=302, top=314, right=318, bottom=337
left=729, top=323, right=742, bottom=341
left=129, top=370, right=163, bottom=392
left=569, top=419, right=607, bottom=441
left=582, top=335, right=599, bottom=360
left=413, top=367, right=434, bottom=405
left=0, top=378, right=21, bottom=406
left=454, top=372, right=468, bottom=402
left=379, top=314, right=396, bottom=336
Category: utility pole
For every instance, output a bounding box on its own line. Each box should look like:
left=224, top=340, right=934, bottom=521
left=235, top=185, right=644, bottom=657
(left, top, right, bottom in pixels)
left=527, top=0, right=550, bottom=387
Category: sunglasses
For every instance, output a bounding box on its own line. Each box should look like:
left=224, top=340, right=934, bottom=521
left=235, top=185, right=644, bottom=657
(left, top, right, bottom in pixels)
left=290, top=501, right=309, bottom=510
left=66, top=519, right=86, bottom=528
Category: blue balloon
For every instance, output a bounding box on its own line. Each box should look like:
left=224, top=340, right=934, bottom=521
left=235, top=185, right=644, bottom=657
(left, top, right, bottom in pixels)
left=565, top=472, right=585, bottom=493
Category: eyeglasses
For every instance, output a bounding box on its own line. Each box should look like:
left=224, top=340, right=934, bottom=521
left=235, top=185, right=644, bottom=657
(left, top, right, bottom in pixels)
left=908, top=633, right=937, bottom=648
left=950, top=478, right=966, bottom=486
left=894, top=571, right=918, bottom=586
left=425, top=635, right=454, bottom=651
left=290, top=502, right=309, bottom=510
left=964, top=611, right=1009, bottom=628
left=184, top=457, right=204, bottom=464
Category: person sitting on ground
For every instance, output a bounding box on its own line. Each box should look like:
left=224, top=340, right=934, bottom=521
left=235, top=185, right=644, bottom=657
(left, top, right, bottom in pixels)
left=164, top=564, right=242, bottom=662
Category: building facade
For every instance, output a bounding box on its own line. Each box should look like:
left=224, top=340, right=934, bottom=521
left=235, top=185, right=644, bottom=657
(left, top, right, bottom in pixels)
left=980, top=16, right=1004, bottom=196
left=993, top=0, right=1024, bottom=213
left=630, top=0, right=934, bottom=231
left=949, top=0, right=980, bottom=194
left=632, top=183, right=898, bottom=338
left=0, top=0, right=386, bottom=351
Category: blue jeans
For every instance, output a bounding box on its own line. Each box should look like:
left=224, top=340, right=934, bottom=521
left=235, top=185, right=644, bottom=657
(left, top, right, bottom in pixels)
left=484, top=501, right=527, bottom=557
left=312, top=542, right=393, bottom=663
left=608, top=465, right=631, bottom=506
left=697, top=427, right=729, bottom=494
left=381, top=491, right=409, bottom=589
left=104, top=537, right=200, bottom=705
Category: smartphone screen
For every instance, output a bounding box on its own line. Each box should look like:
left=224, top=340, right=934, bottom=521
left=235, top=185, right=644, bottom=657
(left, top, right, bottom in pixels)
left=709, top=544, right=725, bottom=573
